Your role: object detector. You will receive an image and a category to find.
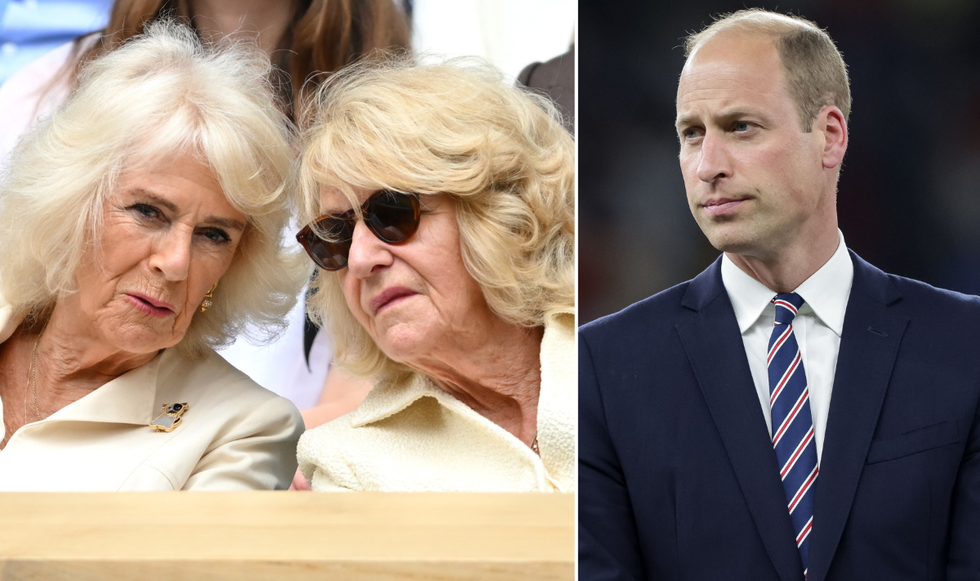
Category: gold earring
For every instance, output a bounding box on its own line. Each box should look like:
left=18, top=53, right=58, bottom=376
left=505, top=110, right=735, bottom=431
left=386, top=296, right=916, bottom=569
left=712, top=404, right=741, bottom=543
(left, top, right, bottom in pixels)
left=200, top=283, right=218, bottom=313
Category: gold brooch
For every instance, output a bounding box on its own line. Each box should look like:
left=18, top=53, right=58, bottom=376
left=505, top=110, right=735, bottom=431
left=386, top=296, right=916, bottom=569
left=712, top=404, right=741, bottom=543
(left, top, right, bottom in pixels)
left=149, top=402, right=189, bottom=432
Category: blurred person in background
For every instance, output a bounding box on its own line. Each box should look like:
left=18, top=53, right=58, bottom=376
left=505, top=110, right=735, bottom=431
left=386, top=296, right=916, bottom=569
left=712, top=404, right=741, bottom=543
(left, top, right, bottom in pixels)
left=0, top=22, right=304, bottom=490
left=410, top=0, right=574, bottom=80
left=517, top=44, right=574, bottom=134
left=294, top=57, right=575, bottom=492
left=0, top=0, right=111, bottom=85
left=580, top=9, right=980, bottom=580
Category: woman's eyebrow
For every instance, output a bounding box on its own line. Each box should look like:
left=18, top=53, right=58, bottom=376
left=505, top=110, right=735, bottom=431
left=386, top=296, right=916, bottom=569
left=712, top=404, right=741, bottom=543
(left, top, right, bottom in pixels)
left=205, top=216, right=247, bottom=231
left=129, top=189, right=247, bottom=231
left=129, top=189, right=178, bottom=213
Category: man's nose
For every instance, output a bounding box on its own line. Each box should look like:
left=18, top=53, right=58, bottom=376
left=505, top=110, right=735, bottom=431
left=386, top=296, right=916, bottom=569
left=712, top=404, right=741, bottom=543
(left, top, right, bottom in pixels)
left=345, top=220, right=394, bottom=278
left=696, top=132, right=733, bottom=183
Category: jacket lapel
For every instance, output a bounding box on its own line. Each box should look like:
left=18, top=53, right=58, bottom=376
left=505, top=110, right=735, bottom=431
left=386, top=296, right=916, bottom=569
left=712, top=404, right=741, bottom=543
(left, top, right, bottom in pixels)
left=675, top=259, right=804, bottom=581
left=44, top=351, right=164, bottom=426
left=806, top=252, right=906, bottom=581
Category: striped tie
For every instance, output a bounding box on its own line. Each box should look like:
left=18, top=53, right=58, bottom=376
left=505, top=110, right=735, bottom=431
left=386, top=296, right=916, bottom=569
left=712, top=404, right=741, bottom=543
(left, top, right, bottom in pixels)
left=768, top=293, right=818, bottom=579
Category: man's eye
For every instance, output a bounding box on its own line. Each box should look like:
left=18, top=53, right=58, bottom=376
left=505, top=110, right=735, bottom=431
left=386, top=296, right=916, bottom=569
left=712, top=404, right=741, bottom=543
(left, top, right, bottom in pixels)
left=681, top=127, right=702, bottom=140
left=733, top=121, right=750, bottom=132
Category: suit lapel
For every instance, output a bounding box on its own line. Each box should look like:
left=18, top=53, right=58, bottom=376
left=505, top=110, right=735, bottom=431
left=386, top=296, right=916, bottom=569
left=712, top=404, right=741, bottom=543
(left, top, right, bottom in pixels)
left=806, top=252, right=907, bottom=581
left=675, top=259, right=804, bottom=581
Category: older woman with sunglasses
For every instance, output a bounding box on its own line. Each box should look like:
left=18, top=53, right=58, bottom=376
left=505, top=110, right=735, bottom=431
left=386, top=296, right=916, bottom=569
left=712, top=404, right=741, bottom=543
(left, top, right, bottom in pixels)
left=0, top=23, right=305, bottom=490
left=294, top=57, right=575, bottom=492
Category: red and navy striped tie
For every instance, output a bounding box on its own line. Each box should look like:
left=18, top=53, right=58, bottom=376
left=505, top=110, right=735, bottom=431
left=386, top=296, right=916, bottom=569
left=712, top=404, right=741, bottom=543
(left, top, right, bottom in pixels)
left=768, top=293, right=818, bottom=579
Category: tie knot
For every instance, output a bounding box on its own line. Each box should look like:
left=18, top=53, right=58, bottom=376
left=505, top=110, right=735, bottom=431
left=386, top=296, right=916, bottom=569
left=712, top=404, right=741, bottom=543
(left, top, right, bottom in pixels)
left=772, top=293, right=804, bottom=325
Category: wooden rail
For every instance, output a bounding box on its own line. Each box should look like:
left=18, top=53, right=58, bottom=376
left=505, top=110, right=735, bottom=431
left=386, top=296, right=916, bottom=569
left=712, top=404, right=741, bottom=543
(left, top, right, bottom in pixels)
left=0, top=492, right=573, bottom=581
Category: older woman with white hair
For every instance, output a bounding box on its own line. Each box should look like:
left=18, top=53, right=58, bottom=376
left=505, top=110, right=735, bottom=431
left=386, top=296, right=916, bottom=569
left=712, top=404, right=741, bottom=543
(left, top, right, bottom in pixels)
left=295, top=58, right=575, bottom=492
left=0, top=22, right=306, bottom=490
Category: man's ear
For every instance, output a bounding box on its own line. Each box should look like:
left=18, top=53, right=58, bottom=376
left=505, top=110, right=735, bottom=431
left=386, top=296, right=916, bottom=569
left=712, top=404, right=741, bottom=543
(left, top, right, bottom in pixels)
left=815, top=105, right=848, bottom=169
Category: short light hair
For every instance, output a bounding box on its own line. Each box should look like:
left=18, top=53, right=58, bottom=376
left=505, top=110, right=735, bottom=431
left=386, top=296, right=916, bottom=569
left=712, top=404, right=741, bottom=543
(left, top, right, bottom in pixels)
left=684, top=9, right=851, bottom=130
left=0, top=21, right=307, bottom=358
left=298, top=56, right=575, bottom=381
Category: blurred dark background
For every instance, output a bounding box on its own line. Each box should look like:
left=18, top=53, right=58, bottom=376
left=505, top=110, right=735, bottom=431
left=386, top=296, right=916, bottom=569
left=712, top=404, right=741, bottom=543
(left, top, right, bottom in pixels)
left=579, top=0, right=980, bottom=324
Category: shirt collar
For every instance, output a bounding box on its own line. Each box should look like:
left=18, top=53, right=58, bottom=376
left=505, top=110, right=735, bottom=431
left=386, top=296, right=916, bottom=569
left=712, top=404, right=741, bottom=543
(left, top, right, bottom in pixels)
left=721, top=230, right=854, bottom=336
left=351, top=311, right=575, bottom=428
left=345, top=311, right=576, bottom=490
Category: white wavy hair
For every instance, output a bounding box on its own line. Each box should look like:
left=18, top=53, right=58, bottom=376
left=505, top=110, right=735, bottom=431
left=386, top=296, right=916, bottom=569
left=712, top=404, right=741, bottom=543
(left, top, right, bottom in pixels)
left=0, top=21, right=309, bottom=357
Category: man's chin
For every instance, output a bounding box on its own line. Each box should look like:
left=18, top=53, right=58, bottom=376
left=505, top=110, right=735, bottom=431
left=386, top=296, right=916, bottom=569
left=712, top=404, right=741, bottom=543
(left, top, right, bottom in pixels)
left=701, top=228, right=759, bottom=255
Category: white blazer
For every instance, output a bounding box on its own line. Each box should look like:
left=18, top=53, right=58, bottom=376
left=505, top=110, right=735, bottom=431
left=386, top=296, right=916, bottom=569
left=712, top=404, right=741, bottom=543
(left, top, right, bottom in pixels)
left=297, top=312, right=576, bottom=492
left=0, top=297, right=304, bottom=491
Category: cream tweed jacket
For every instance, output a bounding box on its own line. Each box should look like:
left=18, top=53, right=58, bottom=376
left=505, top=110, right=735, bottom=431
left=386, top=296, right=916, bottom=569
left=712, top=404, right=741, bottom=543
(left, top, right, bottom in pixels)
left=297, top=312, right=575, bottom=492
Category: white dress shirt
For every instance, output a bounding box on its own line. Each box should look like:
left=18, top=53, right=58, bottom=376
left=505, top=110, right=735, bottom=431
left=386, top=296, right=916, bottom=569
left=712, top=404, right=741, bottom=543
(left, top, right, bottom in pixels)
left=721, top=230, right=854, bottom=464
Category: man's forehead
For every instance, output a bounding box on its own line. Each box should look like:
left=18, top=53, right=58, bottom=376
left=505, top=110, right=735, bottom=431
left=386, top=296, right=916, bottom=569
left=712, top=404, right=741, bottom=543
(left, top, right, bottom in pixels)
left=676, top=32, right=789, bottom=115
left=685, top=20, right=805, bottom=63
left=684, top=30, right=780, bottom=75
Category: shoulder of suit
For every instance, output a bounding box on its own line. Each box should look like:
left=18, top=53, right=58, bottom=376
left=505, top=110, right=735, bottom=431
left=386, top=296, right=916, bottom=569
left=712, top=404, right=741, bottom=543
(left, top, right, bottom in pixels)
left=581, top=278, right=694, bottom=337
left=880, top=271, right=980, bottom=315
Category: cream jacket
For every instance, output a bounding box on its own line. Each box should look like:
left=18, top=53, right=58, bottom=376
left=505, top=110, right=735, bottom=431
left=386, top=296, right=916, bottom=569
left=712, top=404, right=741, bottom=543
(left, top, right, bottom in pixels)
left=0, top=297, right=304, bottom=491
left=297, top=312, right=575, bottom=492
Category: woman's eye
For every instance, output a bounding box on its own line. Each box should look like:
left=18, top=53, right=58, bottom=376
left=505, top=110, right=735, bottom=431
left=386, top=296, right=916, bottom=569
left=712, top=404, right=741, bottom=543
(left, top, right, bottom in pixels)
left=131, top=203, right=161, bottom=220
left=201, top=227, right=232, bottom=244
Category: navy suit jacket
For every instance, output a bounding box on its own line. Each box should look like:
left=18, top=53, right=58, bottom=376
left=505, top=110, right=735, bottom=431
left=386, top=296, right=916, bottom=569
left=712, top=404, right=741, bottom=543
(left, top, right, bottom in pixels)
left=579, top=251, right=980, bottom=581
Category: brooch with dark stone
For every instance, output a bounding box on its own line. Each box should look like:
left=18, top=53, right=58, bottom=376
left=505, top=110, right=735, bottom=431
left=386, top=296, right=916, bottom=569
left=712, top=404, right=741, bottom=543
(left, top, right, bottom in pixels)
left=149, top=402, right=189, bottom=433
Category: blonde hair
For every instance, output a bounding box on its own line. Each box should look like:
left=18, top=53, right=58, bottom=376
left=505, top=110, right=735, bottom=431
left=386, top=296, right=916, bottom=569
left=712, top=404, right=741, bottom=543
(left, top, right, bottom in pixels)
left=0, top=21, right=307, bottom=358
left=685, top=9, right=851, bottom=130
left=298, top=56, right=574, bottom=380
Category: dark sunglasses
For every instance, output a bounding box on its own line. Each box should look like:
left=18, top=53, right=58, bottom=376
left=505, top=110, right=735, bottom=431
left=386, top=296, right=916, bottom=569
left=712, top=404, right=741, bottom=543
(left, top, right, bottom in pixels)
left=296, top=189, right=421, bottom=271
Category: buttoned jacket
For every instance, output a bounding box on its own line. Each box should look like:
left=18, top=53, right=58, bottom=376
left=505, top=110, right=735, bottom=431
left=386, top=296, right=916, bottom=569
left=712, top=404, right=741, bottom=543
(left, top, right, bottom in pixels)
left=580, top=252, right=980, bottom=581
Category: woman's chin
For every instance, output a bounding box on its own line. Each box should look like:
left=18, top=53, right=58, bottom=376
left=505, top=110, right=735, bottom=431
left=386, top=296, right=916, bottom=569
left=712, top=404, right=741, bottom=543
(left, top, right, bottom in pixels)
left=106, top=325, right=184, bottom=356
left=374, top=325, right=432, bottom=366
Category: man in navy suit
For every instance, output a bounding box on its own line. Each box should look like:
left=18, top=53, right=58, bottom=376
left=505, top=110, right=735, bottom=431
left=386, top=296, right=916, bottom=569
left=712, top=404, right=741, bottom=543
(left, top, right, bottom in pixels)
left=579, top=9, right=980, bottom=581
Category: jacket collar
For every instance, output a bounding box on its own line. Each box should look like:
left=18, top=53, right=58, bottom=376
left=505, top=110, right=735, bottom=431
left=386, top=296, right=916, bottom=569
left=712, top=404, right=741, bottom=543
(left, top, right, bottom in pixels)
left=346, top=311, right=576, bottom=491
left=683, top=249, right=900, bottom=311
left=721, top=231, right=853, bottom=337
left=680, top=255, right=727, bottom=313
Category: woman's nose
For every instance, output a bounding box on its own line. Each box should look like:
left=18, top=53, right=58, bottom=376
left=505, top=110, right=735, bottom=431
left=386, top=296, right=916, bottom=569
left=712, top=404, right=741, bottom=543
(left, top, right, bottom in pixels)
left=345, top=219, right=394, bottom=278
left=148, top=229, right=192, bottom=281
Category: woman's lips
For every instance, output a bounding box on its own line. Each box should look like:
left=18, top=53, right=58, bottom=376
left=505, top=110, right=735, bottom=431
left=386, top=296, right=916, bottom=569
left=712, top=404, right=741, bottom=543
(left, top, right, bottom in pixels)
left=370, top=287, right=417, bottom=315
left=126, top=293, right=175, bottom=317
left=702, top=198, right=747, bottom=216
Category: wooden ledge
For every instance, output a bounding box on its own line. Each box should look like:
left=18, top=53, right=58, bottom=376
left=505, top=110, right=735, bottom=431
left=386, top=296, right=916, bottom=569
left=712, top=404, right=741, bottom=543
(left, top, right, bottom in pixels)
left=0, top=492, right=573, bottom=580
